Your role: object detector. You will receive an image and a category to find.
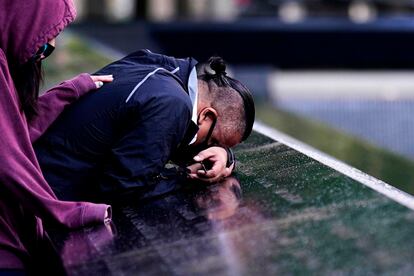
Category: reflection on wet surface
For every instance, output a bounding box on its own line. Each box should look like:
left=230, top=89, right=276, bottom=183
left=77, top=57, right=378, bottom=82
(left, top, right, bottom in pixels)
left=54, top=176, right=256, bottom=275
left=195, top=177, right=242, bottom=220
left=52, top=132, right=414, bottom=275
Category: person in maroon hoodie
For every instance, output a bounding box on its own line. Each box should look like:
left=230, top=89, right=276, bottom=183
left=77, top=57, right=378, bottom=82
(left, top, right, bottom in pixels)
left=0, top=0, right=114, bottom=274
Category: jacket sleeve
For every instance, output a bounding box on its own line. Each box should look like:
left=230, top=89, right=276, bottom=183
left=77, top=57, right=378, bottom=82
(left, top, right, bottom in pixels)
left=0, top=55, right=109, bottom=229
left=28, top=73, right=96, bottom=143
left=99, top=86, right=192, bottom=198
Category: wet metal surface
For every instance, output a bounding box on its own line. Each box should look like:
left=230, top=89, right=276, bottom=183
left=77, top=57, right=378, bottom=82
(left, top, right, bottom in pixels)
left=256, top=104, right=414, bottom=196
left=53, top=132, right=414, bottom=275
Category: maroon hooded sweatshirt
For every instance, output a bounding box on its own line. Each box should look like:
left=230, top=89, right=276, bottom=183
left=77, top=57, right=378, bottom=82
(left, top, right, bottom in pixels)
left=0, top=0, right=111, bottom=269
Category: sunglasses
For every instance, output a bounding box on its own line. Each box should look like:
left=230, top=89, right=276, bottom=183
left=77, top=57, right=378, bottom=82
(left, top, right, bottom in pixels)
left=32, top=43, right=55, bottom=61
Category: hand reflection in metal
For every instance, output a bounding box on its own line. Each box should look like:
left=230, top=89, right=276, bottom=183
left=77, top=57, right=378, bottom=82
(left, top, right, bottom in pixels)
left=193, top=176, right=266, bottom=276
left=194, top=176, right=242, bottom=220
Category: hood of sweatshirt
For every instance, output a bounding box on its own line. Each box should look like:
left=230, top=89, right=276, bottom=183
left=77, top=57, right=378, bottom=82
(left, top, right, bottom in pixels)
left=0, top=0, right=76, bottom=65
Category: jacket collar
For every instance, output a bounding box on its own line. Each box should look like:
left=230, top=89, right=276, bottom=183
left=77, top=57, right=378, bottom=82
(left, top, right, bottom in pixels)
left=188, top=66, right=199, bottom=145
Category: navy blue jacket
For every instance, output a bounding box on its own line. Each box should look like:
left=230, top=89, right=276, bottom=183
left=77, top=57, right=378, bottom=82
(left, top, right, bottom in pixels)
left=34, top=50, right=199, bottom=202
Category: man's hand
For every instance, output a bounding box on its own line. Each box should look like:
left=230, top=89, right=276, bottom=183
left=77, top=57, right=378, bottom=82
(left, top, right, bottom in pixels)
left=187, top=146, right=235, bottom=183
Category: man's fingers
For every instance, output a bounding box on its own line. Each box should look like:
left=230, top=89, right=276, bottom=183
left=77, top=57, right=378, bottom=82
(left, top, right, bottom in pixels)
left=191, top=161, right=230, bottom=183
left=197, top=167, right=217, bottom=178
left=207, top=160, right=226, bottom=176
left=188, top=173, right=198, bottom=179
left=223, top=167, right=232, bottom=178
left=197, top=164, right=223, bottom=179
left=190, top=147, right=230, bottom=183
left=193, top=150, right=215, bottom=162
left=187, top=163, right=203, bottom=174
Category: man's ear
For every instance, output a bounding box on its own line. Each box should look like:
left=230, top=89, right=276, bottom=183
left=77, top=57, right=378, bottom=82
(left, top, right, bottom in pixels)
left=198, top=107, right=218, bottom=124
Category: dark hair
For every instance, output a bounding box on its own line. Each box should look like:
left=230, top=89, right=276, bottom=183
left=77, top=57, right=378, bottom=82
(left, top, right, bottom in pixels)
left=199, top=56, right=255, bottom=141
left=10, top=58, right=43, bottom=121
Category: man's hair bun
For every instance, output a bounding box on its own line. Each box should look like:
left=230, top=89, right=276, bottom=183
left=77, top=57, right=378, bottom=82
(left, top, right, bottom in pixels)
left=198, top=55, right=256, bottom=142
left=209, top=56, right=227, bottom=76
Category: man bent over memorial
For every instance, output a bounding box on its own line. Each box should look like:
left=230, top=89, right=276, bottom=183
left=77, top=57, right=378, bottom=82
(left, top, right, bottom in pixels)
left=34, top=49, right=255, bottom=203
